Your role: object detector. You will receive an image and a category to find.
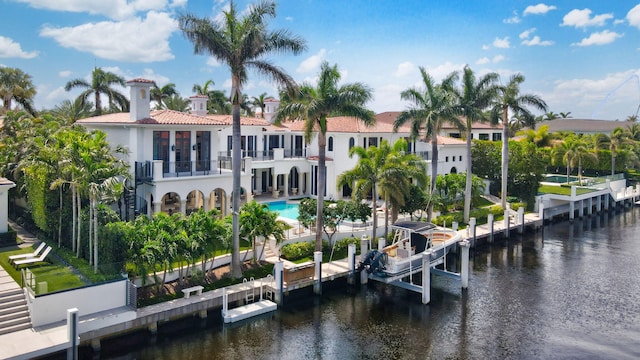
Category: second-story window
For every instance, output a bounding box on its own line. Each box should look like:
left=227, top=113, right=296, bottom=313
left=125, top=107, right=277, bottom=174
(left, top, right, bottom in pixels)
left=349, top=137, right=355, bottom=150
left=196, top=131, right=210, bottom=171
left=328, top=136, right=334, bottom=151
left=153, top=131, right=169, bottom=173
left=175, top=131, right=191, bottom=172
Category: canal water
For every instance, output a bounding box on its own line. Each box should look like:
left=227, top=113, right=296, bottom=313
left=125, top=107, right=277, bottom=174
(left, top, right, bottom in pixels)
left=85, top=208, right=640, bottom=359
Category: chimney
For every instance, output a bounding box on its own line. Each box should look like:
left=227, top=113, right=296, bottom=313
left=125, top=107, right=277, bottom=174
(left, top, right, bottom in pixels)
left=189, top=95, right=209, bottom=116
left=263, top=97, right=280, bottom=123
left=127, top=78, right=153, bottom=121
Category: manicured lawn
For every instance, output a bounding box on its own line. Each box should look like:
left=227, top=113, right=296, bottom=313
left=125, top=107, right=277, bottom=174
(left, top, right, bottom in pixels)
left=0, top=244, right=86, bottom=294
left=539, top=185, right=595, bottom=196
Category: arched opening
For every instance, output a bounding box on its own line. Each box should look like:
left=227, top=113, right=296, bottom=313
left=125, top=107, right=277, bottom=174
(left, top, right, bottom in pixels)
left=210, top=188, right=227, bottom=216
left=161, top=192, right=180, bottom=215
left=186, top=190, right=204, bottom=215
left=349, top=137, right=355, bottom=150
left=450, top=167, right=457, bottom=174
left=289, top=167, right=300, bottom=195
left=342, top=183, right=352, bottom=198
left=328, top=136, right=334, bottom=151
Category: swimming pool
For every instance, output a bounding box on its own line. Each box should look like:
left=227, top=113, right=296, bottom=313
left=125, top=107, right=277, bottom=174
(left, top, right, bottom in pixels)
left=266, top=201, right=299, bottom=221
left=544, top=175, right=579, bottom=183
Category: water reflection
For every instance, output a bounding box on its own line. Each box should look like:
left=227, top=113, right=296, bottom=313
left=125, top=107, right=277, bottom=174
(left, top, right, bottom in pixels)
left=69, top=208, right=640, bottom=360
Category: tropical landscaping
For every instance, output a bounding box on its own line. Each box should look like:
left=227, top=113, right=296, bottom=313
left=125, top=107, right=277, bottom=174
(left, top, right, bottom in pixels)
left=2, top=0, right=640, bottom=307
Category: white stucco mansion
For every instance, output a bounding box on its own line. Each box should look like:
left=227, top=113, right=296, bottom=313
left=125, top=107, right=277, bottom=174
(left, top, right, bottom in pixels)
left=77, top=79, right=501, bottom=218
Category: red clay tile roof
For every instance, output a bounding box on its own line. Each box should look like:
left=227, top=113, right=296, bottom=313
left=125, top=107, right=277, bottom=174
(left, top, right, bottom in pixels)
left=76, top=110, right=272, bottom=126
left=281, top=114, right=412, bottom=133
left=189, top=94, right=209, bottom=99
left=126, top=78, right=154, bottom=84
left=435, top=136, right=466, bottom=145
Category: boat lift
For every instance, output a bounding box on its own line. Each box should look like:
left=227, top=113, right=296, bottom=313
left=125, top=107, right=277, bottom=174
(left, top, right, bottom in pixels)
left=350, top=231, right=470, bottom=304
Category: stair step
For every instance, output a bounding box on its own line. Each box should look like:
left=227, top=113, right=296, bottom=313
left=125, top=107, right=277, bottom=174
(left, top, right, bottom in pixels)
left=0, top=309, right=29, bottom=323
left=0, top=288, right=22, bottom=298
left=0, top=298, right=27, bottom=311
left=0, top=315, right=31, bottom=329
left=0, top=304, right=27, bottom=317
left=0, top=322, right=31, bottom=336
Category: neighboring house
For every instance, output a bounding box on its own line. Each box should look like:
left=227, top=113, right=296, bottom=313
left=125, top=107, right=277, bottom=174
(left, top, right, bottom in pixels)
left=543, top=118, right=630, bottom=135
left=76, top=79, right=468, bottom=218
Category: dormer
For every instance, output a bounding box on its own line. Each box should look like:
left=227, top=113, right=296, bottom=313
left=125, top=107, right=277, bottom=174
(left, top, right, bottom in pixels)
left=263, top=97, right=280, bottom=123
left=127, top=78, right=154, bottom=121
left=189, top=95, right=209, bottom=116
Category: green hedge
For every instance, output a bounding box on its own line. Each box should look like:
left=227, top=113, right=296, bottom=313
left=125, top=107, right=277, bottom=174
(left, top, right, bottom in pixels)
left=280, top=237, right=363, bottom=262
left=280, top=241, right=316, bottom=261
left=431, top=204, right=529, bottom=227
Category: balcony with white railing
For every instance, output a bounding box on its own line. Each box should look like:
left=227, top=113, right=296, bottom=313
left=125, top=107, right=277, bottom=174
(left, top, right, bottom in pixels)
left=135, top=158, right=248, bottom=182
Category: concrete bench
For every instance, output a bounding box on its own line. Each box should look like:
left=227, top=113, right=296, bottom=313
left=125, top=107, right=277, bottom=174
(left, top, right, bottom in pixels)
left=181, top=285, right=204, bottom=298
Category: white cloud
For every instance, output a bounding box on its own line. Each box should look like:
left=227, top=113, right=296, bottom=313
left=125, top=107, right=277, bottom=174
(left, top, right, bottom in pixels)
left=58, top=70, right=72, bottom=77
left=519, top=28, right=536, bottom=39
left=0, top=36, right=38, bottom=59
left=572, top=30, right=623, bottom=46
left=523, top=3, right=557, bottom=16
left=296, top=49, right=326, bottom=73
left=627, top=4, right=640, bottom=29
left=170, top=0, right=187, bottom=8
left=614, top=19, right=625, bottom=25
left=492, top=55, right=505, bottom=63
left=561, top=8, right=614, bottom=28
left=493, top=37, right=510, bottom=49
left=482, top=44, right=490, bottom=50
left=140, top=68, right=169, bottom=85
left=503, top=11, right=521, bottom=24
left=285, top=16, right=293, bottom=21
left=40, top=11, right=177, bottom=62
left=544, top=69, right=640, bottom=119
left=426, top=61, right=465, bottom=81
left=476, top=57, right=490, bottom=65
left=394, top=61, right=415, bottom=77
left=206, top=57, right=220, bottom=67
left=522, top=36, right=554, bottom=46
left=15, top=0, right=168, bottom=20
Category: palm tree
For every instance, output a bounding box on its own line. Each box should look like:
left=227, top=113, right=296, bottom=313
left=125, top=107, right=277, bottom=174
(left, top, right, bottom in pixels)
left=179, top=0, right=306, bottom=277
left=490, top=74, right=547, bottom=208
left=338, top=139, right=426, bottom=240
left=450, top=66, right=498, bottom=223
left=163, top=94, right=191, bottom=112
left=150, top=83, right=177, bottom=109
left=0, top=67, right=37, bottom=116
left=543, top=111, right=559, bottom=120
left=192, top=80, right=215, bottom=97
left=603, top=127, right=635, bottom=176
left=276, top=61, right=374, bottom=250
left=518, top=124, right=554, bottom=148
left=253, top=92, right=268, bottom=118
left=240, top=201, right=288, bottom=263
left=559, top=111, right=572, bottom=118
left=64, top=67, right=129, bottom=116
left=240, top=94, right=255, bottom=117
left=394, top=67, right=461, bottom=220
left=51, top=97, right=94, bottom=122
left=551, top=137, right=596, bottom=185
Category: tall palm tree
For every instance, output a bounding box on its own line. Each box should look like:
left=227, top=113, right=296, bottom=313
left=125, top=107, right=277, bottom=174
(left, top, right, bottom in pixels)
left=179, top=0, right=306, bottom=277
left=65, top=67, right=129, bottom=116
left=551, top=137, right=596, bottom=185
left=603, top=127, right=635, bottom=176
left=276, top=61, right=374, bottom=250
left=394, top=67, right=461, bottom=221
left=490, top=74, right=547, bottom=208
left=253, top=92, right=268, bottom=118
left=450, top=66, right=498, bottom=223
left=150, top=83, right=177, bottom=109
left=0, top=67, right=37, bottom=116
left=338, top=139, right=426, bottom=240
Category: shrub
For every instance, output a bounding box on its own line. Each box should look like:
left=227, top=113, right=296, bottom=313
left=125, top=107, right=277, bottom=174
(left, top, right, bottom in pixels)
left=280, top=241, right=315, bottom=261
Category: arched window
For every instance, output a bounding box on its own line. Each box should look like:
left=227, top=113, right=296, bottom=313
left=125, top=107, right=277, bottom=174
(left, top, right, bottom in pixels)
left=328, top=137, right=334, bottom=151
left=349, top=137, right=355, bottom=150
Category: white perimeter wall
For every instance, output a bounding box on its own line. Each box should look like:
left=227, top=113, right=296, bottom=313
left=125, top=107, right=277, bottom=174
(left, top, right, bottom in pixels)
left=28, top=280, right=128, bottom=327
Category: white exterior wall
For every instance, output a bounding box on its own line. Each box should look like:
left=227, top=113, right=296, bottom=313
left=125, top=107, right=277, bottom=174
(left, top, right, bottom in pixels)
left=28, top=280, right=129, bottom=327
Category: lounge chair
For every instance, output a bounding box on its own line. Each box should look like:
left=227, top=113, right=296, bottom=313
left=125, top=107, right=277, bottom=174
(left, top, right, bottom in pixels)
left=8, top=242, right=46, bottom=264
left=13, top=246, right=53, bottom=267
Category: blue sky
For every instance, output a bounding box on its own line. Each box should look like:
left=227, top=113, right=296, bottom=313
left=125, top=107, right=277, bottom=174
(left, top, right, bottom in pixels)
left=2, top=0, right=640, bottom=120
